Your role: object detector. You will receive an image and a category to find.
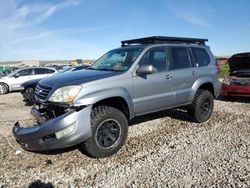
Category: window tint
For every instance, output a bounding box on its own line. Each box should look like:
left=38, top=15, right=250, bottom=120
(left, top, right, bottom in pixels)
left=16, top=69, right=33, bottom=76
left=139, top=47, right=167, bottom=73
left=170, top=47, right=191, bottom=70
left=34, top=68, right=55, bottom=74
left=45, top=69, right=55, bottom=74
left=34, top=68, right=46, bottom=75
left=191, top=48, right=210, bottom=66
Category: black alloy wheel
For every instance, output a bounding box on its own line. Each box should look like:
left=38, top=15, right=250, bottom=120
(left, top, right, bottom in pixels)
left=96, top=119, right=121, bottom=148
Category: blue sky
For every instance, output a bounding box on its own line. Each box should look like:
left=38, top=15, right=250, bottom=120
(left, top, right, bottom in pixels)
left=0, top=0, right=249, bottom=61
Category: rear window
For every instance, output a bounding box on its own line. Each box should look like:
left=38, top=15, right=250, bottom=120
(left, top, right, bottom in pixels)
left=191, top=48, right=210, bottom=66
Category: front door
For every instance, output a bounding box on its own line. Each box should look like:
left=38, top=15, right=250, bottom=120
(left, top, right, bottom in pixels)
left=9, top=68, right=34, bottom=89
left=133, top=47, right=174, bottom=115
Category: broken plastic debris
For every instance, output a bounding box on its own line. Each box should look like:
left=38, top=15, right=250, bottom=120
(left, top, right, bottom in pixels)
left=15, top=150, right=22, bottom=155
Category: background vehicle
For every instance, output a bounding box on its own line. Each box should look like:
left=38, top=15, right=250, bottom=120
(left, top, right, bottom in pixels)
left=21, top=64, right=90, bottom=105
left=0, top=67, right=18, bottom=78
left=221, top=52, right=250, bottom=97
left=0, top=67, right=57, bottom=94
left=13, top=36, right=221, bottom=158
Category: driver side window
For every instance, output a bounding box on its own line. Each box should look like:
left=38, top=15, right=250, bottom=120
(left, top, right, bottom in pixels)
left=15, top=69, right=33, bottom=77
left=139, top=47, right=168, bottom=73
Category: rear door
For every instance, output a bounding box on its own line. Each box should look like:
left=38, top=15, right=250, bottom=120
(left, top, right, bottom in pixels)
left=169, top=46, right=197, bottom=105
left=133, top=46, right=174, bottom=115
left=190, top=47, right=212, bottom=81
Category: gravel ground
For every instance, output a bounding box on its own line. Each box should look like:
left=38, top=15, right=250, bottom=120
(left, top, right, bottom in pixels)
left=0, top=93, right=249, bottom=187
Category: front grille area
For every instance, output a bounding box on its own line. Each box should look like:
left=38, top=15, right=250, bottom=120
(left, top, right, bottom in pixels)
left=35, top=83, right=53, bottom=101
left=232, top=79, right=250, bottom=86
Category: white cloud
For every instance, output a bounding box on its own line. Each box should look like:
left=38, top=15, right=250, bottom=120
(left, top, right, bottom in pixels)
left=0, top=0, right=81, bottom=31
left=166, top=3, right=212, bottom=28
left=0, top=0, right=86, bottom=61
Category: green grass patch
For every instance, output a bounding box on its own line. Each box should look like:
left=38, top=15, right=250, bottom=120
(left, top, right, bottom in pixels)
left=219, top=64, right=230, bottom=78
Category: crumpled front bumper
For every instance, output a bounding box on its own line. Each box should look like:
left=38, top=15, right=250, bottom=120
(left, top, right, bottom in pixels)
left=12, top=105, right=92, bottom=151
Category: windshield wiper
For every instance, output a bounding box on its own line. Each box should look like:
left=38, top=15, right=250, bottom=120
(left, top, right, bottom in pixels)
left=95, top=68, right=123, bottom=72
left=87, top=67, right=123, bottom=72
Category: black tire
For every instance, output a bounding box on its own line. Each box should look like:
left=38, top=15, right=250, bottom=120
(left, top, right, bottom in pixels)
left=188, top=89, right=214, bottom=123
left=80, top=105, right=128, bottom=158
left=0, top=83, right=8, bottom=94
left=24, top=87, right=35, bottom=105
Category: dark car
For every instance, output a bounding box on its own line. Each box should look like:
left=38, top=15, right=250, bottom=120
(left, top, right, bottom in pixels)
left=221, top=52, right=250, bottom=97
left=21, top=64, right=90, bottom=105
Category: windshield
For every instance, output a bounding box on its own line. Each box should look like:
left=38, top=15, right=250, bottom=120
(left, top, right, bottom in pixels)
left=91, top=47, right=143, bottom=71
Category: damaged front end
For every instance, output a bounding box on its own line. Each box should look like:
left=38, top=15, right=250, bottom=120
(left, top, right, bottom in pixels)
left=13, top=101, right=93, bottom=151
left=221, top=53, right=250, bottom=97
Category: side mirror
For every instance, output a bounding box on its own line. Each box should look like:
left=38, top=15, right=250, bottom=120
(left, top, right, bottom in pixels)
left=14, top=74, right=19, bottom=78
left=136, top=65, right=154, bottom=75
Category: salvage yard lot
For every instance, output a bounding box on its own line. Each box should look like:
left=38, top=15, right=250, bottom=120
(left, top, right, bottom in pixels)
left=0, top=93, right=249, bottom=187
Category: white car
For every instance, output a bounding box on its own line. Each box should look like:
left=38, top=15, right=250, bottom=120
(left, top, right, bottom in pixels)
left=0, top=67, right=57, bottom=94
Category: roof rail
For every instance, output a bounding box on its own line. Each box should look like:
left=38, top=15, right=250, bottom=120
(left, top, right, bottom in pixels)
left=121, top=36, right=208, bottom=47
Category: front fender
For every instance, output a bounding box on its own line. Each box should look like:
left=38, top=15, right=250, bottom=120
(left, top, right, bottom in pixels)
left=73, top=87, right=134, bottom=119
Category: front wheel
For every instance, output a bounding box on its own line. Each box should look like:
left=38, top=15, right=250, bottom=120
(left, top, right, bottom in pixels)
left=188, top=89, right=214, bottom=123
left=80, top=105, right=128, bottom=158
left=0, top=83, right=8, bottom=95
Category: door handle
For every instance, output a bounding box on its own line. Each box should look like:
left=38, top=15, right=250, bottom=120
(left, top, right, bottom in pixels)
left=192, top=71, right=198, bottom=76
left=165, top=74, right=172, bottom=79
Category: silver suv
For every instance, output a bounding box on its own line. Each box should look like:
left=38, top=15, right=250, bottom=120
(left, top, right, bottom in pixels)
left=13, top=36, right=221, bottom=158
left=0, top=67, right=57, bottom=94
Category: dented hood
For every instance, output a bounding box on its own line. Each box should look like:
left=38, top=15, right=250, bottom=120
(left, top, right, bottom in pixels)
left=39, top=69, right=121, bottom=88
left=228, top=52, right=250, bottom=72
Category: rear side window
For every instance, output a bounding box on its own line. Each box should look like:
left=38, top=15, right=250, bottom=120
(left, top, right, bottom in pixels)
left=191, top=47, right=210, bottom=66
left=170, top=47, right=191, bottom=70
left=45, top=69, right=55, bottom=74
left=34, top=68, right=55, bottom=74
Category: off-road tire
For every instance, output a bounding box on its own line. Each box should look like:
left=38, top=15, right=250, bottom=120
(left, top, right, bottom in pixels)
left=0, top=83, right=9, bottom=95
left=80, top=105, right=128, bottom=158
left=188, top=89, right=214, bottom=123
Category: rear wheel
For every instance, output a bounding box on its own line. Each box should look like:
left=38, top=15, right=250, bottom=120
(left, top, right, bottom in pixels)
left=80, top=105, right=128, bottom=158
left=188, top=89, right=214, bottom=123
left=0, top=83, right=8, bottom=94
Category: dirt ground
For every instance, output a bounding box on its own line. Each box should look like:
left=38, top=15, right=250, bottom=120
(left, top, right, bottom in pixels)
left=0, top=93, right=249, bottom=187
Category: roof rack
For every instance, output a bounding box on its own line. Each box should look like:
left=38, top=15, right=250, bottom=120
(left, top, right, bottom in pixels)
left=121, top=36, right=208, bottom=47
